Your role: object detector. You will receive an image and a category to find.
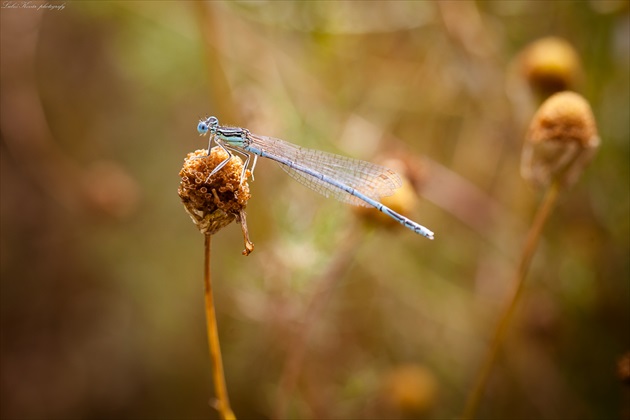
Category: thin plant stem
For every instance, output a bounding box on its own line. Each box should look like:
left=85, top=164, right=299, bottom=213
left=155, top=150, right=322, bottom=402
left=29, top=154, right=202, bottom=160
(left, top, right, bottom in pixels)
left=462, top=181, right=561, bottom=419
left=274, top=228, right=362, bottom=419
left=194, top=2, right=240, bottom=123
left=204, top=234, right=236, bottom=420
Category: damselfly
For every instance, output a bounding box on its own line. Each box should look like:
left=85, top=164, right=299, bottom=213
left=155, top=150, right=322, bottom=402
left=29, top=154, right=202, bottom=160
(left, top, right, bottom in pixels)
left=197, top=116, right=434, bottom=239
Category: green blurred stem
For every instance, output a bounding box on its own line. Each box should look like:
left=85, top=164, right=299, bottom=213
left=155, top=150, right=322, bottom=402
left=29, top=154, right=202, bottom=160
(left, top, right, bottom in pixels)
left=204, top=234, right=236, bottom=420
left=274, top=228, right=362, bottom=419
left=462, top=181, right=561, bottom=418
left=194, top=2, right=240, bottom=123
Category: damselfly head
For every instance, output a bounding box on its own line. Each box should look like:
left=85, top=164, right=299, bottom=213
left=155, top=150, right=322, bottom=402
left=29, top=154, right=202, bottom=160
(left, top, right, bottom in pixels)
left=197, top=116, right=219, bottom=136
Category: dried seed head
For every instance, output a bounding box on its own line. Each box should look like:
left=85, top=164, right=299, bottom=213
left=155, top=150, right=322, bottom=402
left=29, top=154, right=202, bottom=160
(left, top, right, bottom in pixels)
left=380, top=364, right=438, bottom=415
left=82, top=160, right=140, bottom=219
left=521, top=91, right=600, bottom=189
left=354, top=158, right=420, bottom=231
left=521, top=37, right=582, bottom=98
left=178, top=148, right=251, bottom=237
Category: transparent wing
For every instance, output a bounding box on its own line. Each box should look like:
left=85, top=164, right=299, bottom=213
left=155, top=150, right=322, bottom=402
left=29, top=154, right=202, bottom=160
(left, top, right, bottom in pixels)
left=249, top=134, right=402, bottom=207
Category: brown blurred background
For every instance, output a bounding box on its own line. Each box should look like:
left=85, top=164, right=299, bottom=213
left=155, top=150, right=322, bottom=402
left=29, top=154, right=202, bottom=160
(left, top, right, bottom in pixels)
left=1, top=1, right=628, bottom=419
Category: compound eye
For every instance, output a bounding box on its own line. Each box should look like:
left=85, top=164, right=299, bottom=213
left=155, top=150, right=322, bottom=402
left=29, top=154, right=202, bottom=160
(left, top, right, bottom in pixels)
left=197, top=122, right=208, bottom=134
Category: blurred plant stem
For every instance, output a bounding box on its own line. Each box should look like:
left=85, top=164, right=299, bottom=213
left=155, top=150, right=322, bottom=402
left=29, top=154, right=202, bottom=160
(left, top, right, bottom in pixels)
left=462, top=181, right=561, bottom=419
left=203, top=234, right=236, bottom=420
left=274, top=228, right=363, bottom=419
left=194, top=2, right=240, bottom=123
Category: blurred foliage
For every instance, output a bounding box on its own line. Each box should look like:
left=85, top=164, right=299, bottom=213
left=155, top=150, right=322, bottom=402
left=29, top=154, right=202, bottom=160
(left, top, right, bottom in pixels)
left=1, top=1, right=628, bottom=419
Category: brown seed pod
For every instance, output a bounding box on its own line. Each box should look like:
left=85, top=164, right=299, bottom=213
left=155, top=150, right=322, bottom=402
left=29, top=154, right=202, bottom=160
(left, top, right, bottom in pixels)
left=352, top=157, right=423, bottom=231
left=521, top=91, right=600, bottom=189
left=178, top=148, right=254, bottom=255
left=380, top=364, right=438, bottom=415
left=520, top=37, right=582, bottom=98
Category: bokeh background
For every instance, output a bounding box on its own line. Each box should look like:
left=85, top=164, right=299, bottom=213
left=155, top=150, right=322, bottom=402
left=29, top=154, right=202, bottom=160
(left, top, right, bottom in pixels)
left=1, top=1, right=629, bottom=419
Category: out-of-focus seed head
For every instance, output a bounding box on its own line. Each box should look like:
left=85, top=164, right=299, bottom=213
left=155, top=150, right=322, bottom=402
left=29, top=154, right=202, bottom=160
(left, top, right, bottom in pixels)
left=379, top=364, right=438, bottom=415
left=353, top=158, right=420, bottom=231
left=82, top=160, right=140, bottom=219
left=521, top=37, right=582, bottom=98
left=521, top=91, right=600, bottom=189
left=178, top=148, right=251, bottom=236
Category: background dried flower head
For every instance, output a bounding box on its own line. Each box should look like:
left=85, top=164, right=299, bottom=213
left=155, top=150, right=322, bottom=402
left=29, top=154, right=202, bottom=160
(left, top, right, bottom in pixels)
left=521, top=91, right=600, bottom=189
left=520, top=37, right=582, bottom=98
